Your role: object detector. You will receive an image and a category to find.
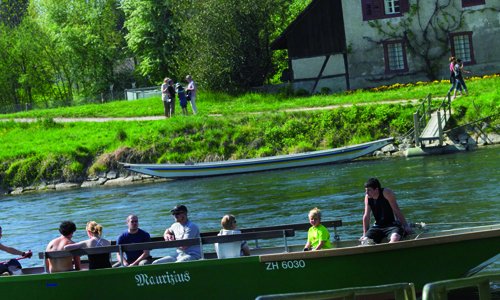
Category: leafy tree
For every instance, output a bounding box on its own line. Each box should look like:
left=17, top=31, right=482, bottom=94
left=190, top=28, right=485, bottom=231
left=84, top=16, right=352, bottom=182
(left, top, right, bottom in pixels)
left=0, top=0, right=29, bottom=28
left=34, top=0, right=125, bottom=95
left=122, top=0, right=178, bottom=83
left=173, top=0, right=292, bottom=93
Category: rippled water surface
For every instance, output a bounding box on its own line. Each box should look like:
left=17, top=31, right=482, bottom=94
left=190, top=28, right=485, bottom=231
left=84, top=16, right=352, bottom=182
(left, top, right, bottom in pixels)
left=1, top=145, right=500, bottom=298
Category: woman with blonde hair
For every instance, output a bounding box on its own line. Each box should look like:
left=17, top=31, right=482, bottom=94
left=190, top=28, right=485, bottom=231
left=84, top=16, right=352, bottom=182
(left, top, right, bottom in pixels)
left=64, top=221, right=111, bottom=270
left=215, top=215, right=250, bottom=258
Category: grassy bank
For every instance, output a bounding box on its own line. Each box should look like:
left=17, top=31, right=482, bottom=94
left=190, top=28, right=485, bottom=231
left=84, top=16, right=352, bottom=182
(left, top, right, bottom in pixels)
left=1, top=76, right=499, bottom=119
left=1, top=76, right=498, bottom=189
left=0, top=103, right=418, bottom=188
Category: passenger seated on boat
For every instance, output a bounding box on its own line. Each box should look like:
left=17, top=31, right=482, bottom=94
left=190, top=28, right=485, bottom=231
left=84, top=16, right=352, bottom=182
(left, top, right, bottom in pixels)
left=303, top=208, right=331, bottom=251
left=64, top=221, right=111, bottom=270
left=46, top=221, right=81, bottom=273
left=0, top=226, right=33, bottom=260
left=215, top=215, right=251, bottom=259
left=113, top=215, right=153, bottom=267
left=362, top=177, right=412, bottom=244
left=153, top=205, right=201, bottom=264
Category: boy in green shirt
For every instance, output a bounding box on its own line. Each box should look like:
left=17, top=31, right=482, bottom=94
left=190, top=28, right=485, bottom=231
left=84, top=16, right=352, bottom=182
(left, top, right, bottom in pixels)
left=304, top=208, right=331, bottom=251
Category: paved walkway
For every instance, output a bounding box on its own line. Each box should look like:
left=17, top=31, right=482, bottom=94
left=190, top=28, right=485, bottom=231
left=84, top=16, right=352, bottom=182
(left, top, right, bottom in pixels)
left=2, top=99, right=420, bottom=123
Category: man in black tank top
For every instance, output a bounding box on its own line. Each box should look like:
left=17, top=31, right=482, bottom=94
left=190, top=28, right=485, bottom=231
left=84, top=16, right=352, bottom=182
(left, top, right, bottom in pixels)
left=361, top=177, right=412, bottom=244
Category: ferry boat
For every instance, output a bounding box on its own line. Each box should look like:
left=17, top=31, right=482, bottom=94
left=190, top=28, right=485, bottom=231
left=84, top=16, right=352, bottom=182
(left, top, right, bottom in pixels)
left=2, top=220, right=500, bottom=299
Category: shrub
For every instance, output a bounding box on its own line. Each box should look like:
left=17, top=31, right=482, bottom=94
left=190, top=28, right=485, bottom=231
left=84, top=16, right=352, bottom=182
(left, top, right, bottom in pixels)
left=294, top=89, right=309, bottom=97
left=321, top=87, right=331, bottom=95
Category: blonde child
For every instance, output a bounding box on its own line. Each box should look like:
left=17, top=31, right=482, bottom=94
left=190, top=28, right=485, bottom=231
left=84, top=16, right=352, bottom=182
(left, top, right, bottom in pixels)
left=304, top=208, right=331, bottom=251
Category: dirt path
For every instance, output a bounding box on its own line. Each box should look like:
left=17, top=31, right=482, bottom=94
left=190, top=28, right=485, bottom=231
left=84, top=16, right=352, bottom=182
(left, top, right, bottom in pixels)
left=3, top=99, right=421, bottom=122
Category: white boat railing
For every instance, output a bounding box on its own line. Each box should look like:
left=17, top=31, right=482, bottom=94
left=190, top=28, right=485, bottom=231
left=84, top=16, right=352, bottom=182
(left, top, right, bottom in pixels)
left=422, top=273, right=500, bottom=300
left=256, top=282, right=416, bottom=300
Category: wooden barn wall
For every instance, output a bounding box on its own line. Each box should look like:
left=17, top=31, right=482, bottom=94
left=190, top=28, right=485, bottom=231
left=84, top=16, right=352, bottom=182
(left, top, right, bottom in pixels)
left=287, top=0, right=346, bottom=59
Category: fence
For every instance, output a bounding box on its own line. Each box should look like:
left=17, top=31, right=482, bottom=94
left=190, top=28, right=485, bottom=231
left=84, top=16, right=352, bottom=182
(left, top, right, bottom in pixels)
left=0, top=91, right=128, bottom=115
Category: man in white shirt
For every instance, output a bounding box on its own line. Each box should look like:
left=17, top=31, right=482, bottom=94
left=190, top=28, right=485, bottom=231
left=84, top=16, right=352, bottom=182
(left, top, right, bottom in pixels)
left=153, top=205, right=201, bottom=264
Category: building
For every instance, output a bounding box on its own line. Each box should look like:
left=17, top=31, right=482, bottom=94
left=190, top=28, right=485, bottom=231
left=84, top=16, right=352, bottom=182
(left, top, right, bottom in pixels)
left=270, top=0, right=500, bottom=93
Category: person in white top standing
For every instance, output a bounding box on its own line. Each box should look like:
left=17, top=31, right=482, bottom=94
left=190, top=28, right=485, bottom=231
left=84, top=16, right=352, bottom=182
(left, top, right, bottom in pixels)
left=185, top=75, right=198, bottom=115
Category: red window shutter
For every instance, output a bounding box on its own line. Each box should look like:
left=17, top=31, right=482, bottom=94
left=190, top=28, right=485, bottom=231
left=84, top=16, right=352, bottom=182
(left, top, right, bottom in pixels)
left=372, top=0, right=382, bottom=18
left=400, top=0, right=410, bottom=13
left=362, top=0, right=383, bottom=20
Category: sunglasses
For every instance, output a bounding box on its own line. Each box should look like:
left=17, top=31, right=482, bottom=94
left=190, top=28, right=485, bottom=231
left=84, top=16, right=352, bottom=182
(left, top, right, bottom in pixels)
left=130, top=220, right=138, bottom=224
left=172, top=212, right=185, bottom=216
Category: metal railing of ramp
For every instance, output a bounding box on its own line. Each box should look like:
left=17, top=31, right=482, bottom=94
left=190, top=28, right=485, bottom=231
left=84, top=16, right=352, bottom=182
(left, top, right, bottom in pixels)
left=423, top=273, right=500, bottom=300
left=413, top=92, right=452, bottom=147
left=255, top=282, right=416, bottom=300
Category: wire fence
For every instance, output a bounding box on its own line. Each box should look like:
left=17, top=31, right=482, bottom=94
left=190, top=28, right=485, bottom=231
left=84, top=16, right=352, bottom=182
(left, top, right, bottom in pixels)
left=0, top=86, right=163, bottom=115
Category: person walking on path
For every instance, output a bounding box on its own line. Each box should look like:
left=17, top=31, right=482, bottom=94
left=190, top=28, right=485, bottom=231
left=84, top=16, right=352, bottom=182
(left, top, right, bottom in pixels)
left=448, top=57, right=463, bottom=95
left=185, top=75, right=198, bottom=115
left=176, top=83, right=189, bottom=116
left=453, top=59, right=471, bottom=100
left=161, top=78, right=171, bottom=118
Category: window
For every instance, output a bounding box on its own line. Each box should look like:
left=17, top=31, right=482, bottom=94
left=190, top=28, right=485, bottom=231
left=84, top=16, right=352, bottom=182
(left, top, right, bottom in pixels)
left=385, top=0, right=400, bottom=15
left=362, top=0, right=410, bottom=21
left=462, top=0, right=486, bottom=7
left=383, top=40, right=409, bottom=73
left=450, top=32, right=475, bottom=65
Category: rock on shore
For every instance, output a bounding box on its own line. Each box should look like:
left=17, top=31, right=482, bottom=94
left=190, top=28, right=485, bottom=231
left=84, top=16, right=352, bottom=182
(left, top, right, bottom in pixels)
left=2, top=131, right=499, bottom=195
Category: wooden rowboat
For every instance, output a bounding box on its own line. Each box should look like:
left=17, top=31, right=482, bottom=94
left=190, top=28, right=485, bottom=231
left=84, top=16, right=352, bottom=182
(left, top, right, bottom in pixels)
left=122, top=138, right=395, bottom=178
left=2, top=221, right=500, bottom=299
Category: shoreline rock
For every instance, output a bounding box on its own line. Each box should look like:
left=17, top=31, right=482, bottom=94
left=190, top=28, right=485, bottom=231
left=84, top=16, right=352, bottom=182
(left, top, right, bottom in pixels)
left=2, top=132, right=499, bottom=196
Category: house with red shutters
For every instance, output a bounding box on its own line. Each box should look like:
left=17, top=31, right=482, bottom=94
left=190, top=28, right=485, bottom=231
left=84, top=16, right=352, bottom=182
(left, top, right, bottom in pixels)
left=271, top=0, right=500, bottom=93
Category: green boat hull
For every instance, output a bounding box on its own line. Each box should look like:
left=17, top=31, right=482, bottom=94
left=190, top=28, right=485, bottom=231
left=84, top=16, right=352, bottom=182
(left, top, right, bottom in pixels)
left=2, top=232, right=500, bottom=299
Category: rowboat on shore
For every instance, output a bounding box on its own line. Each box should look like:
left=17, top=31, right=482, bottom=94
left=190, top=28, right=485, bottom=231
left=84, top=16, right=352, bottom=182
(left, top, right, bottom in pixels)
left=2, top=220, right=500, bottom=299
left=121, top=137, right=394, bottom=178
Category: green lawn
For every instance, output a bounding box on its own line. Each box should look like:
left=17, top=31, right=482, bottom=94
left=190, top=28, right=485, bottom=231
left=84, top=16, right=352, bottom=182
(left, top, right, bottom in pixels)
left=0, top=76, right=498, bottom=187
left=1, top=76, right=498, bottom=119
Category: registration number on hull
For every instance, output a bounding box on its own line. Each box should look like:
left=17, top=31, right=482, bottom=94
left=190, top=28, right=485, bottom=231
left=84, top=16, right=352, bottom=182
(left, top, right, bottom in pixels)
left=265, top=260, right=305, bottom=270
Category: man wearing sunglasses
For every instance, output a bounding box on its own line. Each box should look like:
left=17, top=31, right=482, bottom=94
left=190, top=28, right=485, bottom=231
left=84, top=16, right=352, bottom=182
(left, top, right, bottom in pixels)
left=153, top=205, right=201, bottom=264
left=114, top=214, right=153, bottom=267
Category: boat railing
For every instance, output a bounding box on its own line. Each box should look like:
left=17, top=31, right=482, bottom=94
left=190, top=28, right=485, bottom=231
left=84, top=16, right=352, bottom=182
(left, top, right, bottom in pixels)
left=110, top=219, right=343, bottom=249
left=422, top=273, right=500, bottom=300
left=255, top=282, right=416, bottom=300
left=38, top=229, right=295, bottom=273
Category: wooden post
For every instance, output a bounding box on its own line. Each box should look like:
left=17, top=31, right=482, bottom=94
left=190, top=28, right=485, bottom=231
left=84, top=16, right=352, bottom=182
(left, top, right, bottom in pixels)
left=101, top=93, right=104, bottom=104
left=427, top=94, right=432, bottom=118
left=448, top=93, right=452, bottom=117
left=26, top=103, right=28, bottom=112
left=437, top=111, right=443, bottom=146
left=311, top=55, right=330, bottom=95
left=343, top=52, right=350, bottom=91
left=413, top=113, right=420, bottom=147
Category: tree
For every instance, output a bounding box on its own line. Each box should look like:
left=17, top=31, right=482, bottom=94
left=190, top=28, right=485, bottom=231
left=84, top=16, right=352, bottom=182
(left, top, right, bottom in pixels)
left=34, top=0, right=125, bottom=95
left=173, top=0, right=290, bottom=93
left=122, top=0, right=179, bottom=83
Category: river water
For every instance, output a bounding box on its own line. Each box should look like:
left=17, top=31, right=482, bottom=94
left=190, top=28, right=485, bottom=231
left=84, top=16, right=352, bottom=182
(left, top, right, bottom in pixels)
left=1, top=145, right=500, bottom=297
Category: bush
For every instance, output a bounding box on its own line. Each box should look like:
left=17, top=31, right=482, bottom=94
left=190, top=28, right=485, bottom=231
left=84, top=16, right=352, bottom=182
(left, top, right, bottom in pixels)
left=294, top=89, right=309, bottom=97
left=321, top=87, right=331, bottom=95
